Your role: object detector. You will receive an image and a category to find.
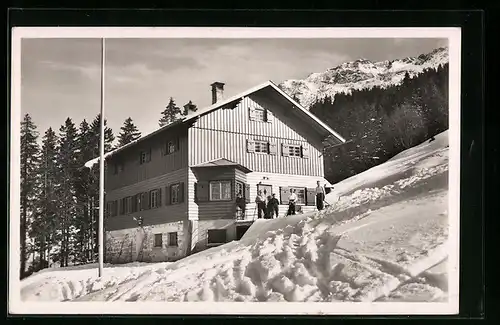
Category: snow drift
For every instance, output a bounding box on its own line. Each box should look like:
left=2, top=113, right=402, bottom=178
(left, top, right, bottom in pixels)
left=21, top=131, right=450, bottom=303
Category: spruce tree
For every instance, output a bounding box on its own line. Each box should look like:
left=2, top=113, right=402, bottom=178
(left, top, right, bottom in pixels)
left=20, top=114, right=40, bottom=277
left=159, top=97, right=182, bottom=127
left=31, top=127, right=58, bottom=271
left=74, top=120, right=95, bottom=263
left=117, top=117, right=141, bottom=147
left=90, top=114, right=115, bottom=154
left=56, top=118, right=79, bottom=267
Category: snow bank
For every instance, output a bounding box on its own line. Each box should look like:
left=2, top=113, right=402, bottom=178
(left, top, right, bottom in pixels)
left=22, top=132, right=450, bottom=303
left=329, top=130, right=448, bottom=199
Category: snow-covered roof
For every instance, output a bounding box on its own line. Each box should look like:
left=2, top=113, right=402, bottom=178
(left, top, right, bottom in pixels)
left=192, top=158, right=252, bottom=174
left=84, top=80, right=346, bottom=169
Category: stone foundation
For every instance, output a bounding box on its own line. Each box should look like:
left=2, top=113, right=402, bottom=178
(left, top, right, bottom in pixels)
left=105, top=220, right=187, bottom=264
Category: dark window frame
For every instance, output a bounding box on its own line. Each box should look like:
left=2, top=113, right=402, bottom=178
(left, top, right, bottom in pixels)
left=154, top=234, right=163, bottom=248
left=254, top=107, right=267, bottom=122
left=140, top=149, right=151, bottom=164
left=254, top=140, right=269, bottom=154
left=209, top=180, right=232, bottom=201
left=168, top=232, right=178, bottom=247
left=287, top=144, right=302, bottom=157
left=170, top=183, right=181, bottom=204
left=125, top=196, right=133, bottom=214
left=150, top=189, right=160, bottom=209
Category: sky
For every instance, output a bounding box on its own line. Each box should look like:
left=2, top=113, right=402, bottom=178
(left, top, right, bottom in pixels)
left=20, top=38, right=447, bottom=142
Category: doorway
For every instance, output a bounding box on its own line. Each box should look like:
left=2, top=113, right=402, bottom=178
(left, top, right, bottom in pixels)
left=257, top=184, right=273, bottom=199
left=236, top=225, right=251, bottom=240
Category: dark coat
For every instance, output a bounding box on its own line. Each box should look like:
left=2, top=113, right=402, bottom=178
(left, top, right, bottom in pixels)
left=267, top=197, right=279, bottom=208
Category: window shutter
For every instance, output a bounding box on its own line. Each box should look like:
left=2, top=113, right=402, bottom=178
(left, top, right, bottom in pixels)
left=141, top=192, right=148, bottom=210
left=165, top=185, right=171, bottom=205
left=139, top=152, right=143, bottom=165
left=158, top=187, right=162, bottom=206
left=282, top=144, right=290, bottom=157
left=247, top=139, right=255, bottom=153
left=132, top=196, right=137, bottom=212
left=280, top=187, right=290, bottom=205
left=301, top=145, right=310, bottom=159
left=179, top=182, right=185, bottom=203
left=148, top=148, right=152, bottom=162
left=269, top=142, right=277, bottom=155
left=113, top=200, right=118, bottom=216
left=147, top=191, right=152, bottom=209
left=195, top=181, right=209, bottom=202
left=306, top=188, right=316, bottom=206
left=248, top=107, right=256, bottom=121
left=244, top=184, right=251, bottom=203
left=266, top=110, right=274, bottom=123
left=176, top=137, right=180, bottom=151
left=118, top=198, right=123, bottom=215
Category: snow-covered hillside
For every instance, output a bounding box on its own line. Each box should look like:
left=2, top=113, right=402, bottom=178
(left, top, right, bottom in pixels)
left=20, top=131, right=451, bottom=307
left=279, top=47, right=449, bottom=108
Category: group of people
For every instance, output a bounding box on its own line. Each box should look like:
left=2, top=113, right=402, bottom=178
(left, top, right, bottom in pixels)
left=236, top=181, right=328, bottom=220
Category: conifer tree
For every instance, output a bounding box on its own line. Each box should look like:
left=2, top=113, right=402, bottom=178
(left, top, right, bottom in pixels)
left=31, top=127, right=58, bottom=271
left=74, top=119, right=95, bottom=263
left=159, top=97, right=182, bottom=127
left=117, top=117, right=141, bottom=147
left=20, top=114, right=40, bottom=277
left=55, top=118, right=79, bottom=267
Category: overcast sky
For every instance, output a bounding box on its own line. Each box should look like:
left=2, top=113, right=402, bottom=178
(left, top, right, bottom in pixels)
left=21, top=38, right=447, bottom=141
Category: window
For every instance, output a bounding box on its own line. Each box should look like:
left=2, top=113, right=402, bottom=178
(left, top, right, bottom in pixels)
left=168, top=232, right=178, bottom=247
left=125, top=196, right=133, bottom=214
left=165, top=139, right=178, bottom=155
left=171, top=183, right=180, bottom=204
left=150, top=189, right=160, bottom=208
left=208, top=229, right=227, bottom=244
left=113, top=163, right=124, bottom=175
left=254, top=108, right=266, bottom=122
left=290, top=187, right=306, bottom=205
left=154, top=234, right=163, bottom=247
left=140, top=149, right=151, bottom=164
left=288, top=145, right=302, bottom=157
left=210, top=181, right=232, bottom=201
left=254, top=140, right=269, bottom=154
left=133, top=194, right=141, bottom=212
left=235, top=181, right=244, bottom=197
left=106, top=201, right=113, bottom=217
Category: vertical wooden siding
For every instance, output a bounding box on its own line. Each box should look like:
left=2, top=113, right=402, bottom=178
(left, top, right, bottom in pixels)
left=105, top=167, right=188, bottom=231
left=188, top=95, right=324, bottom=177
left=106, top=129, right=189, bottom=191
left=191, top=167, right=240, bottom=220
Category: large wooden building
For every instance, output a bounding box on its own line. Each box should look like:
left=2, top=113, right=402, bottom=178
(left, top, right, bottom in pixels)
left=93, top=80, right=346, bottom=263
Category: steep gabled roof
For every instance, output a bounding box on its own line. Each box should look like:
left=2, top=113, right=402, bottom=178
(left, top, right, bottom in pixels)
left=84, top=80, right=346, bottom=169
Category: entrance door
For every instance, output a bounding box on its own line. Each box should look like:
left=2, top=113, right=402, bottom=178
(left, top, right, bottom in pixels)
left=257, top=184, right=273, bottom=199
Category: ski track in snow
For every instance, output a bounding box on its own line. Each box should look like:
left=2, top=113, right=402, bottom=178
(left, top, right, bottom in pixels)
left=21, top=131, right=450, bottom=303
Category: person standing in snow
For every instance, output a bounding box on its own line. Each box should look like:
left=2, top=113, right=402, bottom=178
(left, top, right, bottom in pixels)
left=255, top=190, right=266, bottom=219
left=267, top=193, right=280, bottom=219
left=315, top=180, right=326, bottom=211
left=287, top=189, right=297, bottom=216
left=235, top=191, right=246, bottom=219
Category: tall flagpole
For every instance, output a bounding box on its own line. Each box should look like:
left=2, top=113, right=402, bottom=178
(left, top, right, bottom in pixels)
left=98, top=38, right=105, bottom=277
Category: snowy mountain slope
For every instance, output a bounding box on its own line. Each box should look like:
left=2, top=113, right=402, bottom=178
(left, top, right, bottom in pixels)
left=279, top=47, right=449, bottom=108
left=20, top=131, right=450, bottom=305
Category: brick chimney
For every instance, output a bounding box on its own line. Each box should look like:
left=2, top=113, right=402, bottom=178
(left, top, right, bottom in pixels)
left=211, top=82, right=225, bottom=104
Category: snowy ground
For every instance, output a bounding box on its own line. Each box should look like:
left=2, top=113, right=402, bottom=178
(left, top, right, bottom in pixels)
left=20, top=131, right=450, bottom=304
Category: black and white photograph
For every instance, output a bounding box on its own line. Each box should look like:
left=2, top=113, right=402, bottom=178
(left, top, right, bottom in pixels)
left=10, top=27, right=461, bottom=315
